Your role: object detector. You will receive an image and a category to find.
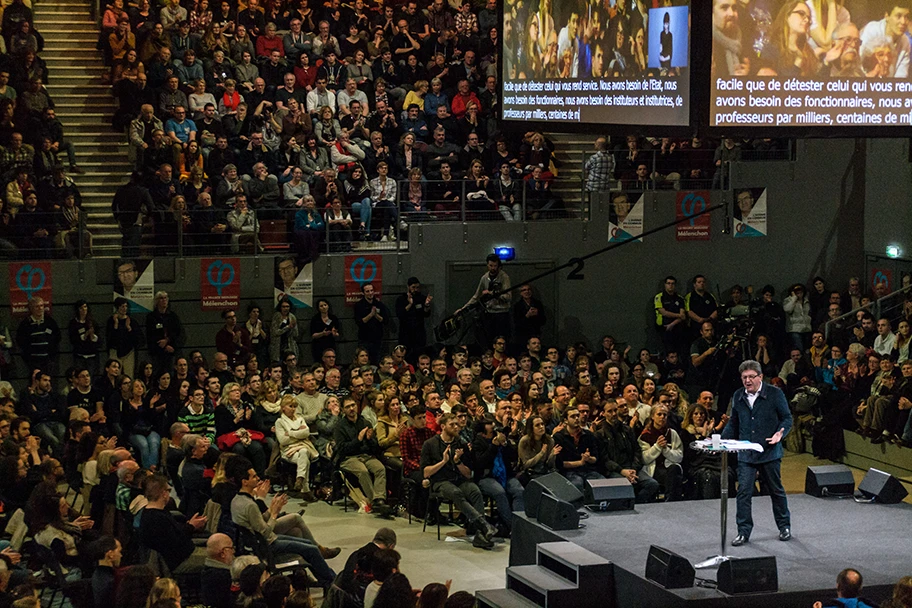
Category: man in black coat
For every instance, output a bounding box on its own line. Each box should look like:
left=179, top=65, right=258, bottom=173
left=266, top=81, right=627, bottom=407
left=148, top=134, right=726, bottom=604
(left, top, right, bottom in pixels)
left=722, top=359, right=793, bottom=545
left=395, top=276, right=431, bottom=355
left=594, top=400, right=659, bottom=503
left=353, top=282, right=390, bottom=364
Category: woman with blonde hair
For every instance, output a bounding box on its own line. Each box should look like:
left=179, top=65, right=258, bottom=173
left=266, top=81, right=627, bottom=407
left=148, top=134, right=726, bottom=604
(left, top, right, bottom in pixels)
left=216, top=382, right=268, bottom=476
left=276, top=394, right=318, bottom=501
left=662, top=381, right=690, bottom=420
left=146, top=578, right=181, bottom=608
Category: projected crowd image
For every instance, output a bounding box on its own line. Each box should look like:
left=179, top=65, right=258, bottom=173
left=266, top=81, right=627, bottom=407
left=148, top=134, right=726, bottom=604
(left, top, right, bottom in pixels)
left=711, top=0, right=912, bottom=127
left=502, top=0, right=692, bottom=126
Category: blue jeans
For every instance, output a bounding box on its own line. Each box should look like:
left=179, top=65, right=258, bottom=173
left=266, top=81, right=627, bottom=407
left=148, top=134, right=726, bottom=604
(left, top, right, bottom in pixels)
left=271, top=535, right=336, bottom=586
left=562, top=469, right=605, bottom=493
left=735, top=459, right=790, bottom=537
left=350, top=197, right=372, bottom=232
left=477, top=476, right=525, bottom=529
left=34, top=421, right=66, bottom=456
left=129, top=431, right=162, bottom=469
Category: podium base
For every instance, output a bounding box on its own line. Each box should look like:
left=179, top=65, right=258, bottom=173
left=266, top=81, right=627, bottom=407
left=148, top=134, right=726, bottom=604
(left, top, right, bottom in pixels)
left=694, top=555, right=730, bottom=569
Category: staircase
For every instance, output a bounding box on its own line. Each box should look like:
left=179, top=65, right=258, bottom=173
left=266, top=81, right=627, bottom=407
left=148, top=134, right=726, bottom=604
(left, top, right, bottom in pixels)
left=476, top=541, right=614, bottom=608
left=35, top=1, right=130, bottom=257
left=545, top=132, right=590, bottom=205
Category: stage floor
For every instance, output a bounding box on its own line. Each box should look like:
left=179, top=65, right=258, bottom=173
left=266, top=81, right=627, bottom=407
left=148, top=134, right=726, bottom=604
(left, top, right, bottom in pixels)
left=511, top=494, right=911, bottom=607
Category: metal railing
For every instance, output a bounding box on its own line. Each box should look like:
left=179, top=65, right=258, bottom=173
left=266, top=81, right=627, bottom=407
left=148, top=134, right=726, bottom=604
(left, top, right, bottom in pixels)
left=825, top=283, right=912, bottom=342
left=0, top=210, right=92, bottom=260
left=575, top=144, right=794, bottom=193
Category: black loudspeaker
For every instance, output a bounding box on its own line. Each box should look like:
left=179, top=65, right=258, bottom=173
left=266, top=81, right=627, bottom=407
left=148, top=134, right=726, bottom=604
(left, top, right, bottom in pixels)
left=524, top=472, right=585, bottom=518
left=584, top=478, right=635, bottom=511
left=805, top=464, right=856, bottom=497
left=859, top=468, right=909, bottom=504
left=645, top=546, right=695, bottom=589
left=537, top=493, right=581, bottom=531
left=717, top=557, right=778, bottom=595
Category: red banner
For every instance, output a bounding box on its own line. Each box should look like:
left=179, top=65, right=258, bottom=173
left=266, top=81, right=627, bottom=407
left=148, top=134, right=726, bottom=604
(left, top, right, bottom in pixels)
left=870, top=268, right=893, bottom=294
left=200, top=258, right=241, bottom=310
left=675, top=191, right=711, bottom=241
left=344, top=255, right=382, bottom=306
left=9, top=262, right=52, bottom=315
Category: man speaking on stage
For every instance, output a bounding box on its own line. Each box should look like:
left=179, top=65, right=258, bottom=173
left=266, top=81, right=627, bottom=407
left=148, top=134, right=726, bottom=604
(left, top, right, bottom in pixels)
left=722, top=359, right=793, bottom=546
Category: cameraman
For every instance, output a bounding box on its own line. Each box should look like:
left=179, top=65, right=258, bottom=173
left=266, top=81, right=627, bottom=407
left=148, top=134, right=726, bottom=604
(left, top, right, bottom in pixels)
left=456, top=253, right=512, bottom=347
left=472, top=414, right=523, bottom=535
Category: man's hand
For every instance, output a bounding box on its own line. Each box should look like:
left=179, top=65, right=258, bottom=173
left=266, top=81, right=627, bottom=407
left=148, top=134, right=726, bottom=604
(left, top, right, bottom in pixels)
left=358, top=427, right=368, bottom=440
left=453, top=448, right=464, bottom=463
left=620, top=468, right=638, bottom=483
left=189, top=513, right=207, bottom=529
left=441, top=445, right=451, bottom=464
left=766, top=428, right=785, bottom=445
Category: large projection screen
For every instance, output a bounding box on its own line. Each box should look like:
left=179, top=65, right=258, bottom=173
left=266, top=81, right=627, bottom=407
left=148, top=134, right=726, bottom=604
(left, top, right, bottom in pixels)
left=501, top=0, right=692, bottom=126
left=710, top=0, right=912, bottom=128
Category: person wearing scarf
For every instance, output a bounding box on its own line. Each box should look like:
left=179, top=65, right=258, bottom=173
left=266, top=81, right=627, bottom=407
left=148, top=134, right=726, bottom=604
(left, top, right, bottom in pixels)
left=275, top=395, right=318, bottom=501
left=638, top=404, right=683, bottom=501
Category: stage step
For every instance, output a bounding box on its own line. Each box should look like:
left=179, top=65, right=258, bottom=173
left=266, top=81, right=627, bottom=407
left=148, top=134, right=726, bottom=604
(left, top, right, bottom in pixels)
left=476, top=588, right=543, bottom=608
left=495, top=541, right=613, bottom=608
left=506, top=565, right=576, bottom=606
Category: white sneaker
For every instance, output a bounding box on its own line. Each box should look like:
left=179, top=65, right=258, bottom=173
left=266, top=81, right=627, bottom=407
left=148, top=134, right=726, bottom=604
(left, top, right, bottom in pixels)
left=380, top=234, right=389, bottom=242
left=389, top=228, right=397, bottom=241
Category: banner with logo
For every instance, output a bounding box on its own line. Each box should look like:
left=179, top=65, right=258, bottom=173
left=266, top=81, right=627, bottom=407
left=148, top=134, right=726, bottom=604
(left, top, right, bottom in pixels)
left=733, top=188, right=767, bottom=238
left=274, top=256, right=313, bottom=309
left=871, top=268, right=892, bottom=293
left=675, top=191, right=711, bottom=241
left=201, top=258, right=240, bottom=310
left=9, top=261, right=52, bottom=315
left=345, top=254, right=382, bottom=305
left=114, top=259, right=154, bottom=313
left=608, top=192, right=644, bottom=243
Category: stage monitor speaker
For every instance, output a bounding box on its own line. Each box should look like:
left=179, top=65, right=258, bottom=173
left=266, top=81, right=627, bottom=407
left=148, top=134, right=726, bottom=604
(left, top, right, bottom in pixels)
left=859, top=468, right=908, bottom=504
left=584, top=478, right=635, bottom=511
left=537, top=493, right=580, bottom=531
left=805, top=464, right=856, bottom=498
left=524, top=472, right=585, bottom=518
left=717, top=557, right=778, bottom=595
left=645, top=546, right=694, bottom=589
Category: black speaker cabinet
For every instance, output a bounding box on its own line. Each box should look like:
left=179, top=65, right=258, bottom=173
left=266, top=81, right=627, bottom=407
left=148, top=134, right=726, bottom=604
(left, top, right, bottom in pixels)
left=585, top=478, right=635, bottom=511
left=645, top=546, right=695, bottom=589
left=717, top=557, right=778, bottom=595
left=859, top=468, right=909, bottom=504
left=805, top=464, right=856, bottom=497
left=524, top=472, right=585, bottom=518
left=536, top=493, right=580, bottom=531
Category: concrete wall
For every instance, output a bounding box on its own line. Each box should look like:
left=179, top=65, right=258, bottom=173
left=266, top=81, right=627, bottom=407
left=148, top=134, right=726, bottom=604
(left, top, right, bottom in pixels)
left=0, top=139, right=884, bottom=375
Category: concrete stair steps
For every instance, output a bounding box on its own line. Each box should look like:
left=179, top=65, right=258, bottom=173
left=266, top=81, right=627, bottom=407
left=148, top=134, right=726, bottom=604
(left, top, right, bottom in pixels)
left=46, top=84, right=111, bottom=93
left=37, top=1, right=128, bottom=255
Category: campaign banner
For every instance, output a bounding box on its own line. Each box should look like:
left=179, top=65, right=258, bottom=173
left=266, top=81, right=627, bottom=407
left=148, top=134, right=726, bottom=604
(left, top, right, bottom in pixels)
left=201, top=258, right=240, bottom=310
left=733, top=188, right=768, bottom=238
left=274, top=256, right=313, bottom=310
left=608, top=192, right=644, bottom=243
left=345, top=254, right=382, bottom=306
left=115, top=259, right=154, bottom=313
left=675, top=191, right=711, bottom=241
left=9, top=261, right=52, bottom=315
left=871, top=268, right=893, bottom=293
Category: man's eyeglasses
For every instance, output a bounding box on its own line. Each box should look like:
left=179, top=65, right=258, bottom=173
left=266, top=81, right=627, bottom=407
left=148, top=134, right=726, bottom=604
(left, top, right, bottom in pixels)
left=741, top=374, right=760, bottom=381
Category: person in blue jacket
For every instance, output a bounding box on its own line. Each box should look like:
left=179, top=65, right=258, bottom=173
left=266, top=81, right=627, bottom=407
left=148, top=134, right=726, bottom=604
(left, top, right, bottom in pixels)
left=722, top=359, right=793, bottom=546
